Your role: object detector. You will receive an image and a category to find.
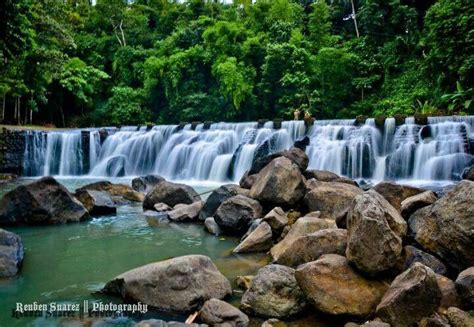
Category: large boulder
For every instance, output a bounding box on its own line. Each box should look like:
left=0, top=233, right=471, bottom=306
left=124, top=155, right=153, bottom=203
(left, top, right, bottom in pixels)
left=408, top=180, right=474, bottom=271
left=262, top=207, right=288, bottom=234
left=304, top=170, right=357, bottom=186
left=143, top=181, right=200, bottom=210
left=270, top=216, right=337, bottom=263
left=249, top=147, right=309, bottom=175
left=462, top=165, right=474, bottom=181
left=295, top=254, right=389, bottom=317
left=346, top=190, right=407, bottom=274
left=376, top=263, right=442, bottom=327
left=0, top=176, right=89, bottom=225
left=455, top=267, right=474, bottom=309
left=102, top=255, right=232, bottom=313
left=132, top=175, right=165, bottom=193
left=400, top=191, right=437, bottom=219
left=395, top=245, right=447, bottom=276
left=199, top=184, right=249, bottom=220
left=233, top=222, right=273, bottom=254
left=168, top=201, right=203, bottom=222
left=275, top=229, right=347, bottom=267
left=249, top=157, right=306, bottom=208
left=446, top=307, right=474, bottom=327
left=199, top=298, right=249, bottom=327
left=240, top=264, right=307, bottom=318
left=0, top=228, right=24, bottom=277
left=304, top=182, right=363, bottom=220
left=77, top=181, right=144, bottom=202
left=436, top=274, right=461, bottom=311
left=214, top=195, right=263, bottom=234
left=373, top=181, right=425, bottom=212
left=74, top=190, right=117, bottom=216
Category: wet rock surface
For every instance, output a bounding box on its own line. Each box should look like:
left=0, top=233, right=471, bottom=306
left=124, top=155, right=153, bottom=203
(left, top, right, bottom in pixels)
left=0, top=228, right=24, bottom=277
left=143, top=181, right=200, bottom=209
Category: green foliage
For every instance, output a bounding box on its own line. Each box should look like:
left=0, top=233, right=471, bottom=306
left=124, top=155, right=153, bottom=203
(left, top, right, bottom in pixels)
left=0, top=0, right=472, bottom=126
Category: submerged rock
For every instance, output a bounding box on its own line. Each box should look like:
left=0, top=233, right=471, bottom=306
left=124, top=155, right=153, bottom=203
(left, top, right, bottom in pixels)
left=75, top=189, right=117, bottom=216
left=102, top=255, right=232, bottom=313
left=249, top=157, right=306, bottom=208
left=275, top=228, right=347, bottom=267
left=346, top=190, right=406, bottom=274
left=0, top=176, right=89, bottom=225
left=400, top=190, right=437, bottom=219
left=168, top=201, right=203, bottom=222
left=233, top=222, right=273, bottom=254
left=376, top=263, right=442, bottom=327
left=0, top=228, right=24, bottom=277
left=408, top=180, right=474, bottom=271
left=143, top=181, right=200, bottom=209
left=240, top=264, right=307, bottom=318
left=455, top=267, right=474, bottom=309
left=214, top=195, right=263, bottom=234
left=199, top=184, right=249, bottom=220
left=373, top=181, right=425, bottom=212
left=304, top=181, right=363, bottom=220
left=132, top=175, right=165, bottom=193
left=204, top=217, right=222, bottom=235
left=270, top=216, right=336, bottom=263
left=77, top=180, right=144, bottom=202
left=199, top=298, right=249, bottom=327
left=295, top=254, right=389, bottom=317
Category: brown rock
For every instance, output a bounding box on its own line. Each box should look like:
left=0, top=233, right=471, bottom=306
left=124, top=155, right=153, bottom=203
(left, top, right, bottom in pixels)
left=168, top=201, right=203, bottom=222
left=249, top=157, right=306, bottom=207
left=304, top=181, right=363, bottom=220
left=436, top=274, right=461, bottom=311
left=270, top=216, right=337, bottom=263
left=446, top=307, right=474, bottom=327
left=395, top=245, right=447, bottom=276
left=233, top=222, right=273, bottom=254
left=400, top=190, right=437, bottom=219
left=274, top=228, right=347, bottom=267
left=295, top=254, right=389, bottom=317
left=262, top=207, right=288, bottom=234
left=373, top=181, right=425, bottom=212
left=376, top=263, right=442, bottom=327
left=346, top=190, right=407, bottom=274
left=199, top=298, right=249, bottom=327
left=408, top=180, right=474, bottom=271
left=455, top=267, right=474, bottom=309
left=214, top=195, right=263, bottom=234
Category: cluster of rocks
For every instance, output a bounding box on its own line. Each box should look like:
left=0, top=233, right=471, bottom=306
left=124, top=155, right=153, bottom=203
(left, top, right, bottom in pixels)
left=1, top=146, right=473, bottom=327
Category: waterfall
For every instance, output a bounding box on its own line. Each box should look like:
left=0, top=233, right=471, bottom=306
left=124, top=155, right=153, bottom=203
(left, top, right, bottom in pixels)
left=21, top=117, right=474, bottom=182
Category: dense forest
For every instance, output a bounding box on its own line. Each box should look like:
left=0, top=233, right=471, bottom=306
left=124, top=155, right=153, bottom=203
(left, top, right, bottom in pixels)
left=0, top=0, right=473, bottom=127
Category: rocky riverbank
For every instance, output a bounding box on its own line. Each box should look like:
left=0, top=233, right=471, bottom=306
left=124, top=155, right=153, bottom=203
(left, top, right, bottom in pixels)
left=0, top=147, right=473, bottom=326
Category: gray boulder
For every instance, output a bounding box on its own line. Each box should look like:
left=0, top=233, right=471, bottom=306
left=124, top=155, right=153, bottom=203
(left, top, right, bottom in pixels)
left=346, top=190, right=407, bottom=274
left=132, top=175, right=165, bottom=193
left=168, top=201, right=203, bottom=222
left=214, top=195, right=263, bottom=234
left=373, top=181, right=425, bottom=212
left=270, top=216, right=337, bottom=263
left=204, top=217, right=222, bottom=236
left=102, top=255, right=232, bottom=313
left=400, top=190, right=437, bottom=219
left=408, top=180, right=474, bottom=271
left=436, top=274, right=461, bottom=311
left=199, top=298, right=249, bottom=327
left=295, top=254, right=389, bottom=317
left=143, top=181, right=200, bottom=209
left=0, top=228, right=24, bottom=277
left=0, top=176, right=89, bottom=225
left=199, top=184, right=249, bottom=220
left=395, top=245, right=447, bottom=276
left=240, top=264, right=307, bottom=318
left=376, top=263, right=442, bottom=327
left=249, top=157, right=306, bottom=207
left=74, top=189, right=117, bottom=216
left=249, top=147, right=309, bottom=175
left=304, top=181, right=363, bottom=220
left=455, top=267, right=474, bottom=309
left=275, top=228, right=347, bottom=267
left=233, top=222, right=273, bottom=254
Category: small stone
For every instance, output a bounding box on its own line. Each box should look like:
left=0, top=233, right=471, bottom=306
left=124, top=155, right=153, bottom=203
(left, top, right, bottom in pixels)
left=204, top=217, right=222, bottom=235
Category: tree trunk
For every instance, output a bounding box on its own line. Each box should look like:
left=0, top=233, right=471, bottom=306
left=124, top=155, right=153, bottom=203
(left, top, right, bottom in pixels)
left=18, top=96, right=21, bottom=125
left=1, top=92, right=5, bottom=123
left=60, top=101, right=66, bottom=127
left=350, top=0, right=360, bottom=38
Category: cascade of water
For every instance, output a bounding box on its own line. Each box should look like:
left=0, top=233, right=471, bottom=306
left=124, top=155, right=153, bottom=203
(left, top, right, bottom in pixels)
left=21, top=117, right=474, bottom=182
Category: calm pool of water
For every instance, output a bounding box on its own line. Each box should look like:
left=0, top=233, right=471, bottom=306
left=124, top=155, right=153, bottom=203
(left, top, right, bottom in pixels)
left=0, top=178, right=271, bottom=327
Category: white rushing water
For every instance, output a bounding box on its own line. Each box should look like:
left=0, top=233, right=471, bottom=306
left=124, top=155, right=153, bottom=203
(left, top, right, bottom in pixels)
left=23, top=117, right=474, bottom=183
